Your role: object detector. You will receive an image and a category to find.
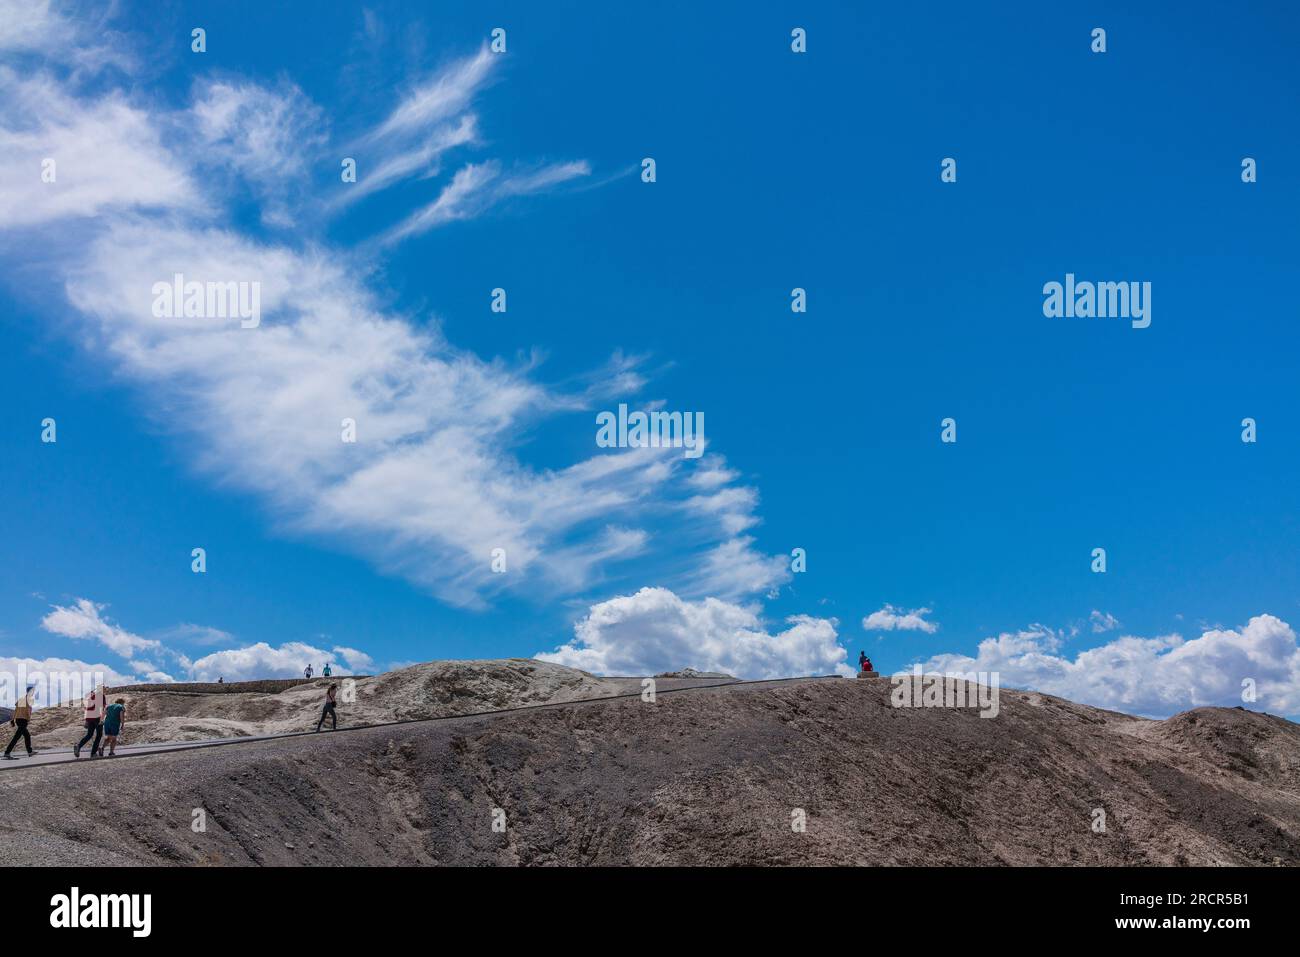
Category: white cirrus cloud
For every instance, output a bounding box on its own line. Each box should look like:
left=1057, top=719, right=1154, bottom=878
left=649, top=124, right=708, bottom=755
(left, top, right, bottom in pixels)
left=192, top=78, right=326, bottom=178
left=377, top=158, right=591, bottom=245
left=152, top=623, right=237, bottom=647
left=0, top=0, right=133, bottom=74
left=537, top=586, right=853, bottom=679
left=688, top=537, right=790, bottom=602
left=332, top=113, right=479, bottom=209
left=862, top=604, right=938, bottom=634
left=368, top=45, right=495, bottom=141
left=0, top=71, right=197, bottom=228
left=331, top=48, right=494, bottom=213
left=1089, top=609, right=1120, bottom=633
left=191, top=77, right=328, bottom=226
left=59, top=216, right=756, bottom=604
left=0, top=10, right=787, bottom=611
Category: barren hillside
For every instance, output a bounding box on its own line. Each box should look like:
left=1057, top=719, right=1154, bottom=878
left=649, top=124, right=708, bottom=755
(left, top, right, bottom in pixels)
left=3, top=669, right=1297, bottom=866
left=23, top=659, right=655, bottom=747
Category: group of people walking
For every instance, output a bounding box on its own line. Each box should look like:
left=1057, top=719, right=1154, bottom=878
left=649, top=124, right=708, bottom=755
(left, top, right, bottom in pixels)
left=3, top=684, right=126, bottom=761
left=3, top=673, right=337, bottom=763
left=74, top=685, right=126, bottom=758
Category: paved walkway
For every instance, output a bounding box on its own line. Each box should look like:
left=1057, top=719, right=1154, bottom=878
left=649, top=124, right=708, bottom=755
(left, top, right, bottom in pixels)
left=0, top=675, right=842, bottom=773
left=2, top=733, right=293, bottom=768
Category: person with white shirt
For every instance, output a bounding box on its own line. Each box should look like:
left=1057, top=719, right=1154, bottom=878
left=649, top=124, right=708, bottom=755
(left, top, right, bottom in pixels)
left=74, top=684, right=107, bottom=759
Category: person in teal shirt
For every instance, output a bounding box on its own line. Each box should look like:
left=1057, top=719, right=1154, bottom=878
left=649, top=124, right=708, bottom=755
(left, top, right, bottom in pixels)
left=102, top=698, right=126, bottom=757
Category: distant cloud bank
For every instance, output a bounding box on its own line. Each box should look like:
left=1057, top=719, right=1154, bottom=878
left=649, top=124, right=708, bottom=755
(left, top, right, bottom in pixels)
left=862, top=604, right=938, bottom=634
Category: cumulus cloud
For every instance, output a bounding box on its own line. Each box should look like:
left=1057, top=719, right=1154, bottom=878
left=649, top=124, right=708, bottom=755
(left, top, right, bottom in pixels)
left=916, top=614, right=1300, bottom=718
left=862, top=604, right=938, bottom=634
left=189, top=641, right=364, bottom=683
left=33, top=597, right=375, bottom=687
left=40, top=598, right=166, bottom=659
left=332, top=646, right=375, bottom=672
left=537, top=587, right=853, bottom=679
left=0, top=655, right=136, bottom=707
left=128, top=664, right=176, bottom=683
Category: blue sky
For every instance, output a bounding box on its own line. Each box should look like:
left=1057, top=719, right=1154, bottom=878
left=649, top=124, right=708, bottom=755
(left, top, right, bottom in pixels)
left=1, top=1, right=1299, bottom=718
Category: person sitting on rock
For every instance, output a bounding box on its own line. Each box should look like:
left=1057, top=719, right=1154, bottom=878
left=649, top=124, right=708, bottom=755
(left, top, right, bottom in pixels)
left=858, top=651, right=873, bottom=672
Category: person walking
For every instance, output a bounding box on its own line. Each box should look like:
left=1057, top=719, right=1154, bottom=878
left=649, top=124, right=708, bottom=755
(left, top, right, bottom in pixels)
left=102, top=698, right=126, bottom=757
left=3, top=685, right=38, bottom=760
left=74, top=684, right=107, bottom=759
left=314, top=684, right=338, bottom=732
left=322, top=662, right=332, bottom=678
left=304, top=664, right=313, bottom=680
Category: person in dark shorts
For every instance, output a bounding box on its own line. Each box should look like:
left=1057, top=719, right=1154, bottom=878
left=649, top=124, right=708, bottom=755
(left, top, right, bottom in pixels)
left=315, top=684, right=338, bottom=732
left=102, top=698, right=126, bottom=756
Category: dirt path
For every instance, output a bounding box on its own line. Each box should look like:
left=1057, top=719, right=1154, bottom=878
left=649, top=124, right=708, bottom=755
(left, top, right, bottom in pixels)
left=0, top=674, right=773, bottom=774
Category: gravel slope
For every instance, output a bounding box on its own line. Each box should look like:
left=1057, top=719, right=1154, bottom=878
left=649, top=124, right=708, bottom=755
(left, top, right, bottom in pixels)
left=2, top=675, right=1296, bottom=866
left=22, top=659, right=645, bottom=747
